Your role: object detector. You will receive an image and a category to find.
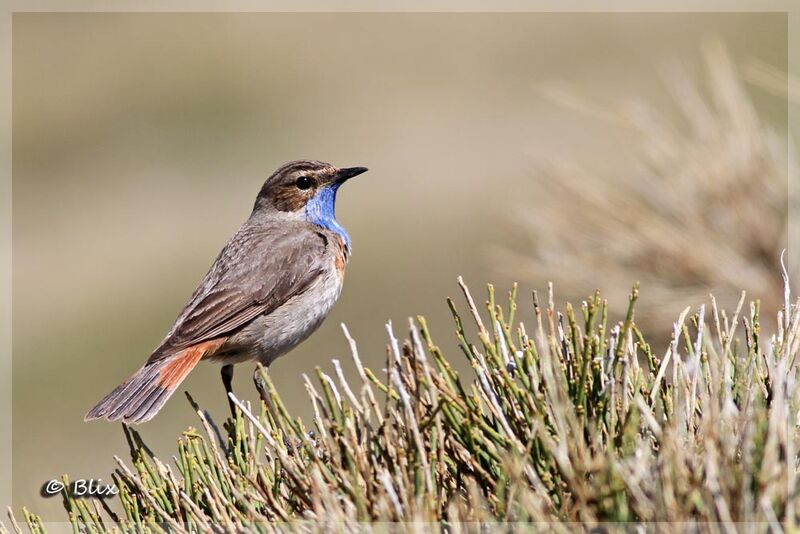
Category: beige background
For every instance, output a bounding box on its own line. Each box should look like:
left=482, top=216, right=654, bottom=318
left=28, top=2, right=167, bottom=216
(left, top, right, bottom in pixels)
left=12, top=12, right=787, bottom=519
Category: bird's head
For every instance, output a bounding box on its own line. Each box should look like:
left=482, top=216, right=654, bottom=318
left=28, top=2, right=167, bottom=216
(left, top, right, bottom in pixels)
left=253, top=159, right=368, bottom=246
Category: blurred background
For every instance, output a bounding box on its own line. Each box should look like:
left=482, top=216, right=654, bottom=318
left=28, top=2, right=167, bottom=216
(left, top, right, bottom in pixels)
left=12, top=13, right=791, bottom=519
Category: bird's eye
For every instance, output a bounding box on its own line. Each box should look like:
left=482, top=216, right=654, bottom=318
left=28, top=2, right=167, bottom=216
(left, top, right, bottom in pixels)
left=295, top=176, right=315, bottom=190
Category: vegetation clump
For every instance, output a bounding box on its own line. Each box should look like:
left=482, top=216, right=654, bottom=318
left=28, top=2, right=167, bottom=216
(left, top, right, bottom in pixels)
left=7, top=276, right=800, bottom=531
left=504, top=40, right=795, bottom=333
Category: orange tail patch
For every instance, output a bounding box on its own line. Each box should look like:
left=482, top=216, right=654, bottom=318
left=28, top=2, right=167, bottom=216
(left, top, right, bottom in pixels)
left=157, top=338, right=226, bottom=389
left=85, top=337, right=228, bottom=424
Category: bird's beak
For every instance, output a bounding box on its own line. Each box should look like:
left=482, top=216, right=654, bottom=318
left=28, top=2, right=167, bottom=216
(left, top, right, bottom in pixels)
left=334, top=166, right=368, bottom=184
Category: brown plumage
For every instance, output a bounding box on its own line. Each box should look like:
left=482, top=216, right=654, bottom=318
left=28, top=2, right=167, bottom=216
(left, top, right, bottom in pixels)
left=85, top=160, right=368, bottom=424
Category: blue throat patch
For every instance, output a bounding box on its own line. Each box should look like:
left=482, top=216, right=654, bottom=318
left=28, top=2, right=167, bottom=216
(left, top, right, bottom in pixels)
left=304, top=184, right=351, bottom=250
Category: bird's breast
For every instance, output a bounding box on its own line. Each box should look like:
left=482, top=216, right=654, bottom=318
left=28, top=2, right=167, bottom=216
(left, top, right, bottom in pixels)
left=332, top=234, right=350, bottom=280
left=214, top=231, right=348, bottom=367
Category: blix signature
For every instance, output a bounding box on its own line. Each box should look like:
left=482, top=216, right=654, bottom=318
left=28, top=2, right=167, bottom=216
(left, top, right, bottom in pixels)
left=41, top=478, right=118, bottom=499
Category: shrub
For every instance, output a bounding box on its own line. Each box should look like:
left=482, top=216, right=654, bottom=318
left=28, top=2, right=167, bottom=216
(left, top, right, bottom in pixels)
left=7, top=276, right=800, bottom=531
left=500, top=39, right=795, bottom=335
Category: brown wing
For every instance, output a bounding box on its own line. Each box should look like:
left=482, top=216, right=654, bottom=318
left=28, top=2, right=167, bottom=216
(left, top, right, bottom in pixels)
left=147, top=221, right=327, bottom=363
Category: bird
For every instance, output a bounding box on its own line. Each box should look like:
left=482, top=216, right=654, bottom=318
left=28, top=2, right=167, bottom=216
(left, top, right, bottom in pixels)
left=85, top=159, right=367, bottom=424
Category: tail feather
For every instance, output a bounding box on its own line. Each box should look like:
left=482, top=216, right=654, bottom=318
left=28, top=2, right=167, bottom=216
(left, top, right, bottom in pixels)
left=106, top=364, right=161, bottom=420
left=85, top=339, right=225, bottom=424
left=127, top=382, right=172, bottom=423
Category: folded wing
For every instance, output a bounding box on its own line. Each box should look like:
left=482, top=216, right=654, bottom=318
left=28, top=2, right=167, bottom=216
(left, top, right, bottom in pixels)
left=147, top=222, right=327, bottom=363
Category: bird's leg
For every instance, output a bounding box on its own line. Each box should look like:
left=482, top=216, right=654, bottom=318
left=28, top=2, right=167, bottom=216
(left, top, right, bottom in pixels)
left=221, top=364, right=236, bottom=417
